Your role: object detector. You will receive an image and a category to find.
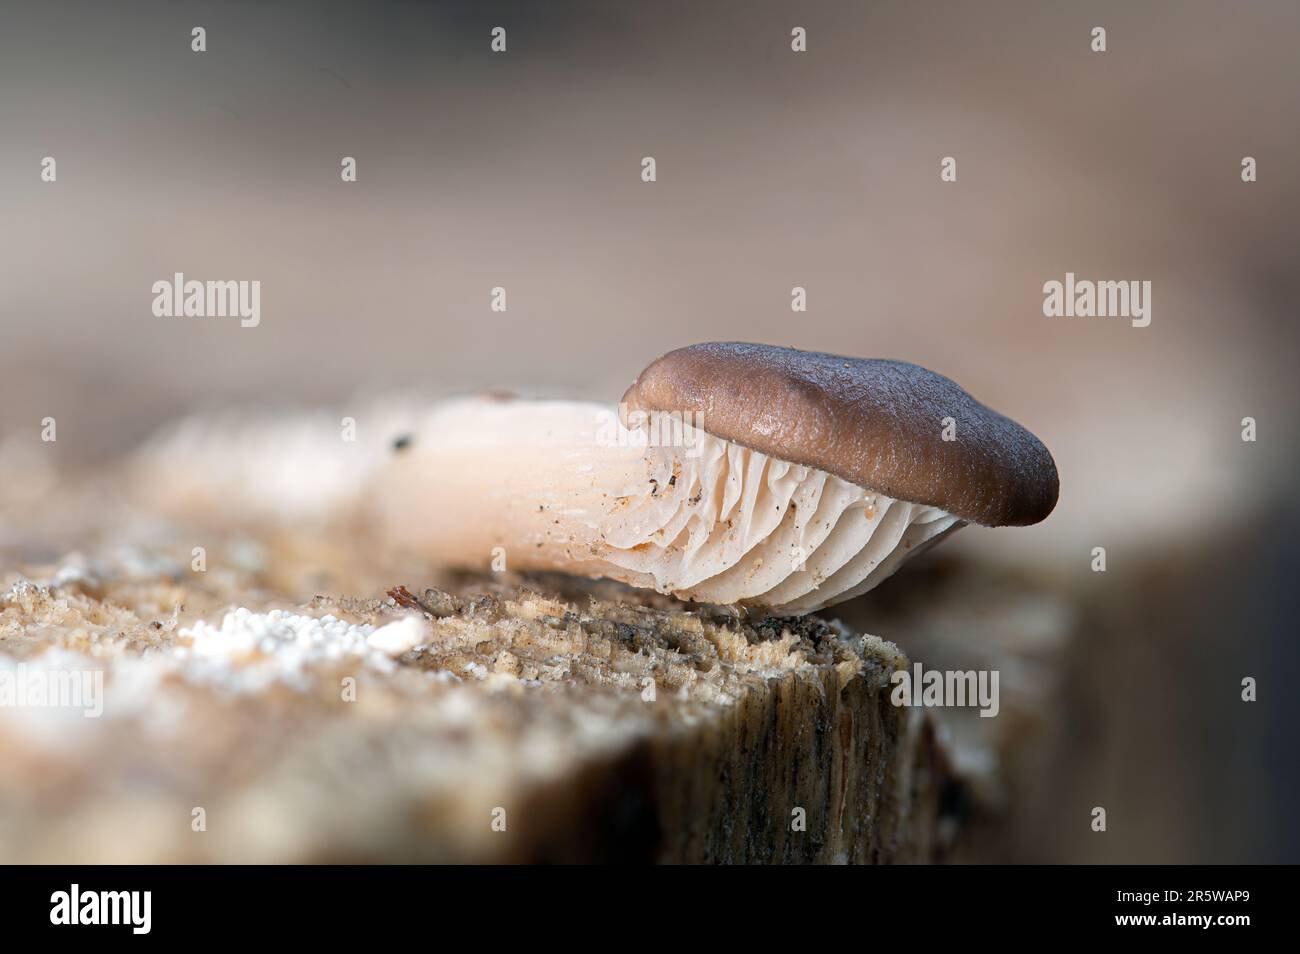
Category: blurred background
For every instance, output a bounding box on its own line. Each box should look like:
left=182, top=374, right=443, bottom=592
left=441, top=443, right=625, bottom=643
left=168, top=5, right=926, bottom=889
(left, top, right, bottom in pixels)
left=1, top=0, right=1297, bottom=862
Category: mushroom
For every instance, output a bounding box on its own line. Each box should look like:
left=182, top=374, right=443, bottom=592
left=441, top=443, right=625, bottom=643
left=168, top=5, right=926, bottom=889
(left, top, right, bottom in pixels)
left=372, top=342, right=1058, bottom=616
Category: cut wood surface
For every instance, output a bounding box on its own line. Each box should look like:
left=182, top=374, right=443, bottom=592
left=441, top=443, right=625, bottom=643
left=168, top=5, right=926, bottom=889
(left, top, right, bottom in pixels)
left=0, top=544, right=959, bottom=863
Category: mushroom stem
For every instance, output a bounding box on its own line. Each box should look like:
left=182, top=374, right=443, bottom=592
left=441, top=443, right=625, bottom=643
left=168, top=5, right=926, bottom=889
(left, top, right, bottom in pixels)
left=374, top=398, right=660, bottom=586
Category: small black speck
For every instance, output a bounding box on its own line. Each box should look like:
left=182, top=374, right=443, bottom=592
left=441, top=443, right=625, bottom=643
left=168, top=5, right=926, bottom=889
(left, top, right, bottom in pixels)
left=392, top=434, right=413, bottom=453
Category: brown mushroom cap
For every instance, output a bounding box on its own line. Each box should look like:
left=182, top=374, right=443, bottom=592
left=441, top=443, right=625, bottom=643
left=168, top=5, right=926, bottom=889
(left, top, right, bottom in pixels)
left=621, top=342, right=1058, bottom=527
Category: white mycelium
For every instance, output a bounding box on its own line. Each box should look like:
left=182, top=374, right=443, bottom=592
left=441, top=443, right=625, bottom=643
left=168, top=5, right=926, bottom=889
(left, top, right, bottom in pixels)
left=374, top=399, right=964, bottom=615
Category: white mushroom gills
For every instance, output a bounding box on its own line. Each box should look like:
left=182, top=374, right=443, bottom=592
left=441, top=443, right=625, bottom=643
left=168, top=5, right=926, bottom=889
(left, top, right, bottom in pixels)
left=374, top=398, right=964, bottom=616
